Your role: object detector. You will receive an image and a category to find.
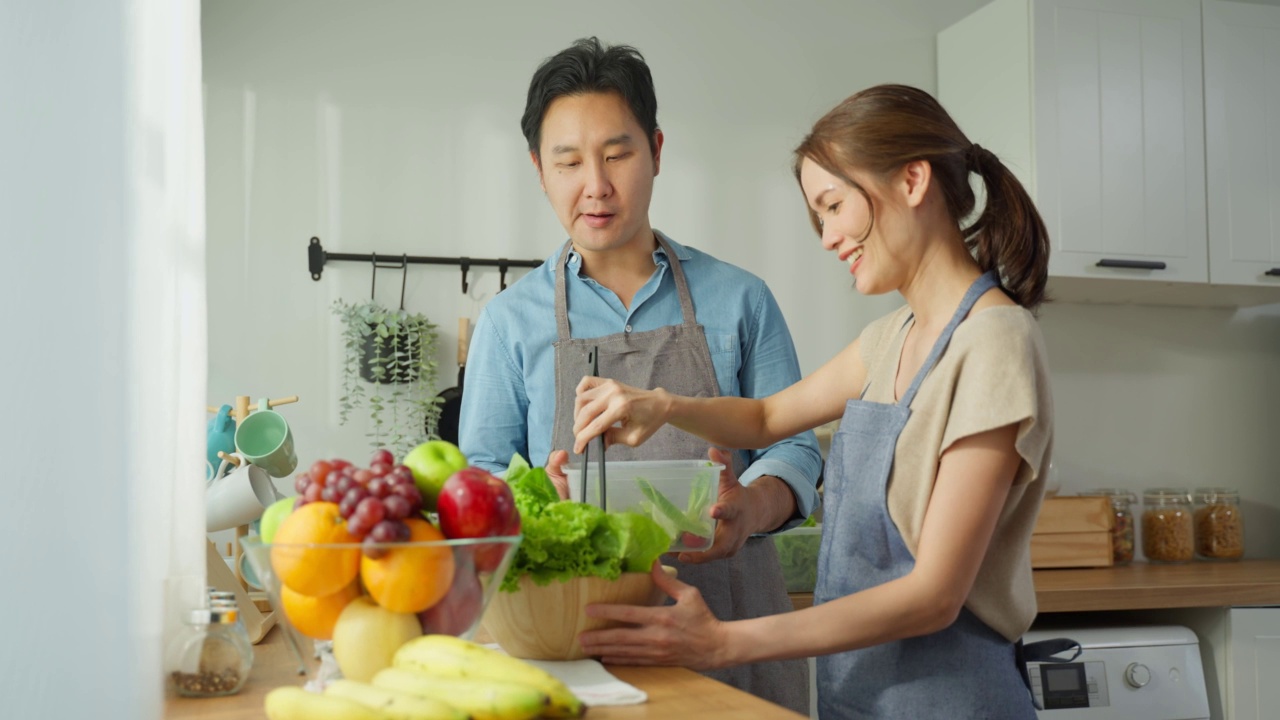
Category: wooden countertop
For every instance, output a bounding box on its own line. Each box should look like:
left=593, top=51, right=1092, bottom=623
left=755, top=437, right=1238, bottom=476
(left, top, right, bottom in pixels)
left=788, top=559, right=1280, bottom=613
left=165, top=625, right=806, bottom=720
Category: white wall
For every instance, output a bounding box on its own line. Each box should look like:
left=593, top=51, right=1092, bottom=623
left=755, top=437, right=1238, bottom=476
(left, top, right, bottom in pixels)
left=203, top=1, right=1280, bottom=557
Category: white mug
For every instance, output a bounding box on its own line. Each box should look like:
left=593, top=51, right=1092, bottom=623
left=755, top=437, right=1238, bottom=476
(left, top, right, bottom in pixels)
left=206, top=453, right=282, bottom=532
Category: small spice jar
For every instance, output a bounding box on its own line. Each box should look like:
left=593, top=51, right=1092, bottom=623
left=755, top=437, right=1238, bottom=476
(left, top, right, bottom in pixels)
left=1193, top=487, right=1245, bottom=561
left=1085, top=488, right=1136, bottom=565
left=168, top=606, right=252, bottom=697
left=1142, top=488, right=1194, bottom=563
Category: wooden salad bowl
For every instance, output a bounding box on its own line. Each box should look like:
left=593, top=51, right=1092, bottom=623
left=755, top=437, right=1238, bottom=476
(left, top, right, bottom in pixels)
left=482, top=566, right=677, bottom=660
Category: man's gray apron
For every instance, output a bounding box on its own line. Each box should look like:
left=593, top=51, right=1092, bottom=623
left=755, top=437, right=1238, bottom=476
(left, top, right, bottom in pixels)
left=550, top=235, right=809, bottom=714
left=815, top=271, right=1037, bottom=719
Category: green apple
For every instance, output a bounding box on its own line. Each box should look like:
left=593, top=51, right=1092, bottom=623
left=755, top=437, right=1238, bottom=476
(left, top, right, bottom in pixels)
left=331, top=596, right=422, bottom=682
left=258, top=496, right=295, bottom=544
left=402, top=440, right=468, bottom=511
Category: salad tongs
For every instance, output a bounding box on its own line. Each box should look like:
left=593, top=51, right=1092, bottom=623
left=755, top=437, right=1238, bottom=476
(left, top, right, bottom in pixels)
left=581, top=346, right=607, bottom=510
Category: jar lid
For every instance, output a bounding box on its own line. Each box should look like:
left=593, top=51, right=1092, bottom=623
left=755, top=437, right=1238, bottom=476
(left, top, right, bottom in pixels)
left=1143, top=487, right=1190, bottom=499
left=189, top=605, right=239, bottom=624
left=1193, top=487, right=1239, bottom=502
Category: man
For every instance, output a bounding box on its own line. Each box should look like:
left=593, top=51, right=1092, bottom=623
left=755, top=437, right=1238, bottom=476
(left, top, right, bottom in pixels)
left=458, top=37, right=819, bottom=713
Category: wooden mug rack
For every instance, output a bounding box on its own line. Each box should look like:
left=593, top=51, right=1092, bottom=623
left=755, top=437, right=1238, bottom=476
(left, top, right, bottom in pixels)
left=204, top=393, right=298, bottom=645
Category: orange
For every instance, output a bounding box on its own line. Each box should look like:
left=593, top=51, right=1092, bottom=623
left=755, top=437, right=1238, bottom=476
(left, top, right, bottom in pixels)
left=361, top=518, right=456, bottom=613
left=280, top=580, right=360, bottom=640
left=270, top=502, right=360, bottom=597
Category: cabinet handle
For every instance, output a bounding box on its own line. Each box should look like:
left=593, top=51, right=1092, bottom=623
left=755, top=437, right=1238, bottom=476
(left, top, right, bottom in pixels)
left=1266, top=268, right=1280, bottom=277
left=1096, top=259, right=1167, bottom=270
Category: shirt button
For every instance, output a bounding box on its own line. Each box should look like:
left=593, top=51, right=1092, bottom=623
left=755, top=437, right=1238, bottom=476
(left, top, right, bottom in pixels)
left=624, top=324, right=632, bottom=333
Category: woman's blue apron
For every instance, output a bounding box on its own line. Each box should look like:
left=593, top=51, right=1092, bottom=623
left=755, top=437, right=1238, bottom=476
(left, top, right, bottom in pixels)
left=814, top=271, right=1037, bottom=719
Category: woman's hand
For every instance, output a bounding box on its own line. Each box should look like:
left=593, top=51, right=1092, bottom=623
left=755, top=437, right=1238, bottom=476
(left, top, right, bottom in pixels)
left=572, top=377, right=670, bottom=454
left=578, top=562, right=730, bottom=669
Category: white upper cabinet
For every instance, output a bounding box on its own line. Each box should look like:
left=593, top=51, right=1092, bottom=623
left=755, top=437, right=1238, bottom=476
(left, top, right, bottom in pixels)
left=1204, top=1, right=1280, bottom=287
left=939, top=0, right=1209, bottom=284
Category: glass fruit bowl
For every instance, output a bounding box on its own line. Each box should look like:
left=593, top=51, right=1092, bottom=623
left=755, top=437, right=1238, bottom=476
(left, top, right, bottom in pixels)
left=241, top=531, right=521, bottom=682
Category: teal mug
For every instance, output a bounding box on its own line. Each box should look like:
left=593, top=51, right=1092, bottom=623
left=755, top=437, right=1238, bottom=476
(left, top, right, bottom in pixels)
left=234, top=397, right=297, bottom=478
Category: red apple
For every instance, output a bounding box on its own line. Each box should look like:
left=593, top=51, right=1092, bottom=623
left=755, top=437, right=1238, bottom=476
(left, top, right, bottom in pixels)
left=436, top=466, right=520, bottom=571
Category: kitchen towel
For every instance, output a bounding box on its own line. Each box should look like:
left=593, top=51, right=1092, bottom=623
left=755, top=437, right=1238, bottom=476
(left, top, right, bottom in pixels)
left=522, top=657, right=648, bottom=706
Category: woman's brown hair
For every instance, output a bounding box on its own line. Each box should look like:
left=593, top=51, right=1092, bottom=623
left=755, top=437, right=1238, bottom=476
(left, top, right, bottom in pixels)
left=793, top=84, right=1050, bottom=310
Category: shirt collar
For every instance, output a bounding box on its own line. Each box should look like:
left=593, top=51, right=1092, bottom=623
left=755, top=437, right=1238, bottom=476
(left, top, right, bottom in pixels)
left=566, top=229, right=691, bottom=273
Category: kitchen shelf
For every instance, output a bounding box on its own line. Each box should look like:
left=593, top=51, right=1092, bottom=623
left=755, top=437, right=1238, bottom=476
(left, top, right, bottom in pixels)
left=788, top=560, right=1280, bottom=614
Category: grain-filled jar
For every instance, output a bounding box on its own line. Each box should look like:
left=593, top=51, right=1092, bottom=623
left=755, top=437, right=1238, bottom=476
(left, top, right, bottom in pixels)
left=1193, top=487, right=1245, bottom=561
left=1142, top=488, right=1193, bottom=563
left=167, top=606, right=252, bottom=697
left=1085, top=488, right=1136, bottom=565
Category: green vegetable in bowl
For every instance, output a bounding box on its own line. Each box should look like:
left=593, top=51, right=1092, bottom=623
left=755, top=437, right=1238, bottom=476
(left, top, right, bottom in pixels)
left=500, top=454, right=672, bottom=592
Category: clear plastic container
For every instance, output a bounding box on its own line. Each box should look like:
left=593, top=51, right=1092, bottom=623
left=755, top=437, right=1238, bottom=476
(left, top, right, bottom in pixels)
left=167, top=606, right=252, bottom=697
left=566, top=459, right=723, bottom=552
left=1193, top=487, right=1245, bottom=561
left=1084, top=488, right=1136, bottom=565
left=1141, top=488, right=1194, bottom=564
left=771, top=525, right=822, bottom=592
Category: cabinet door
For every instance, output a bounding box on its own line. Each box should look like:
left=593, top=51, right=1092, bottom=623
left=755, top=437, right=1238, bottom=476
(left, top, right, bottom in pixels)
left=1228, top=608, right=1280, bottom=720
left=1033, top=0, right=1208, bottom=282
left=1204, top=1, right=1280, bottom=287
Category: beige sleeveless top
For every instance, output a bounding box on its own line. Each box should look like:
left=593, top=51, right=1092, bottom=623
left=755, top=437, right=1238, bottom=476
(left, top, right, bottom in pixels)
left=857, top=304, right=1054, bottom=641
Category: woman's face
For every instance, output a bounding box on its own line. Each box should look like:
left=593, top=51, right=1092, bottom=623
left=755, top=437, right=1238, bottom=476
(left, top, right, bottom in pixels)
left=799, top=157, right=902, bottom=295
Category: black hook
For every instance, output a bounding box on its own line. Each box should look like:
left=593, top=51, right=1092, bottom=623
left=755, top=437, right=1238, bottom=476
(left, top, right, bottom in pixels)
left=499, top=260, right=509, bottom=291
left=370, top=251, right=408, bottom=302
left=400, top=254, right=408, bottom=310
left=460, top=258, right=471, bottom=294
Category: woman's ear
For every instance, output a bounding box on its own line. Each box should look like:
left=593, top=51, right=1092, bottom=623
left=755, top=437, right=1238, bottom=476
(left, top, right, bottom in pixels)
left=900, top=159, right=932, bottom=209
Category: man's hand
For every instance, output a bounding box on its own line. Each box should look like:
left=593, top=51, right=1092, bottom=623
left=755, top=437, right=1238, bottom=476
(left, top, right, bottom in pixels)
left=545, top=449, right=570, bottom=500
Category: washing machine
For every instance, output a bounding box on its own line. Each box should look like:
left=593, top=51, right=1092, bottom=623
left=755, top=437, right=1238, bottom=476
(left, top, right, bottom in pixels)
left=1021, top=625, right=1210, bottom=720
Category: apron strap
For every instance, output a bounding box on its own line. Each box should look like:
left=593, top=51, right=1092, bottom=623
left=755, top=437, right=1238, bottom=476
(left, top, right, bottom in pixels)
left=897, top=271, right=999, bottom=408
left=1016, top=637, right=1083, bottom=710
left=553, top=232, right=697, bottom=341
left=553, top=240, right=575, bottom=341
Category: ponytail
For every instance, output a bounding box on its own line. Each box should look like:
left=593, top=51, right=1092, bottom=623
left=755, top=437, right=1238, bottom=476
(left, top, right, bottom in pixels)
left=964, top=145, right=1050, bottom=310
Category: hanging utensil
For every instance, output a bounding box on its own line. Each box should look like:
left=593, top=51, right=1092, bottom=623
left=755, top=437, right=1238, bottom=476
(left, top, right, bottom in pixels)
left=580, top=346, right=607, bottom=509
left=434, top=317, right=470, bottom=444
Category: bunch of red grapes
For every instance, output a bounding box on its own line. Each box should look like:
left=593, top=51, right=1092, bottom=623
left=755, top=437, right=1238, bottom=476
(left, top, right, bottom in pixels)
left=293, top=448, right=424, bottom=558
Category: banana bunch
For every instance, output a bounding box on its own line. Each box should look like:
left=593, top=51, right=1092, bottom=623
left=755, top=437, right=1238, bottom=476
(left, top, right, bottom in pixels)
left=265, top=682, right=466, bottom=720
left=392, top=635, right=584, bottom=719
left=265, top=635, right=585, bottom=720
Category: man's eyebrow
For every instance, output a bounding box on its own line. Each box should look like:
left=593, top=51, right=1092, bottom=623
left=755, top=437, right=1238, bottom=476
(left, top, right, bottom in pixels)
left=550, top=134, right=635, bottom=156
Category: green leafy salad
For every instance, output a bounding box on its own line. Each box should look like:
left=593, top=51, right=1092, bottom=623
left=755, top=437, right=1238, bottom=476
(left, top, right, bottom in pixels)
left=634, top=472, right=715, bottom=540
left=500, top=454, right=672, bottom=592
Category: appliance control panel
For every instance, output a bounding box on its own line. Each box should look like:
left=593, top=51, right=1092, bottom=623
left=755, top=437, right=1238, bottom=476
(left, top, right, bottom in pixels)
left=1029, top=660, right=1109, bottom=709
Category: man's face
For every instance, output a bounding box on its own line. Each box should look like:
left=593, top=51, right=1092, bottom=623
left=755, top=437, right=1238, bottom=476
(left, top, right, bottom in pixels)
left=532, top=91, right=663, bottom=256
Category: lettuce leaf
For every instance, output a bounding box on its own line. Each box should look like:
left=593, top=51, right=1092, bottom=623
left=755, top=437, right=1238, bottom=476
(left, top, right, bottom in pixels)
left=505, top=453, right=559, bottom=520
left=501, top=454, right=673, bottom=592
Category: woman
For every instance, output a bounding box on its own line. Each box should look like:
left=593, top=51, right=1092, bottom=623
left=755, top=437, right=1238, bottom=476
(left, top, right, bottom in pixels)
left=570, top=85, right=1053, bottom=719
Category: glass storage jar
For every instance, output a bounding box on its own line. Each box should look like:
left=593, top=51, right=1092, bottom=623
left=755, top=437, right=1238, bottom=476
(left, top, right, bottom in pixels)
left=1141, top=488, right=1194, bottom=563
left=167, top=606, right=252, bottom=697
left=1193, top=487, right=1245, bottom=561
left=1085, top=488, right=1136, bottom=565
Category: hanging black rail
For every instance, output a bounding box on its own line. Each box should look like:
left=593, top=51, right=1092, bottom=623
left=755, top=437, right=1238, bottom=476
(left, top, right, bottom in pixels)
left=308, top=236, right=543, bottom=292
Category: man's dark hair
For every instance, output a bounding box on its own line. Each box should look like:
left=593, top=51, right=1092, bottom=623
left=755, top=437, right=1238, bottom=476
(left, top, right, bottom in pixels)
left=520, top=37, right=659, bottom=160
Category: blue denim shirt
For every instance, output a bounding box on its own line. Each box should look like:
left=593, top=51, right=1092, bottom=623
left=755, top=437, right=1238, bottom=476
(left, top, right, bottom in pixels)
left=458, top=233, right=821, bottom=527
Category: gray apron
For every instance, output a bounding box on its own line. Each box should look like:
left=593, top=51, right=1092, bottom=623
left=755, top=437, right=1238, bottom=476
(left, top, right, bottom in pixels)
left=550, top=235, right=809, bottom=715
left=815, top=271, right=1036, bottom=719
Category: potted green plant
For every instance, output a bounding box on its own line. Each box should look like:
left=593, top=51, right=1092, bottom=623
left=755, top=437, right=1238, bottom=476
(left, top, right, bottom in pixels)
left=332, top=298, right=444, bottom=457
